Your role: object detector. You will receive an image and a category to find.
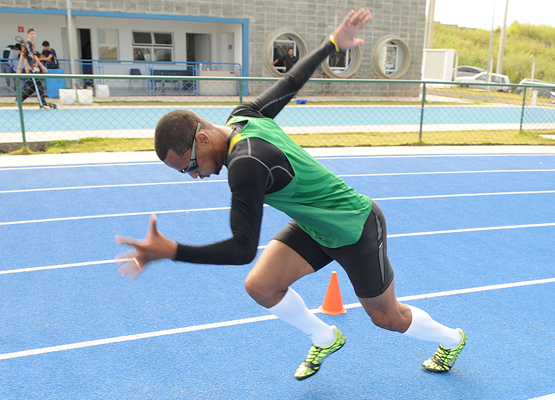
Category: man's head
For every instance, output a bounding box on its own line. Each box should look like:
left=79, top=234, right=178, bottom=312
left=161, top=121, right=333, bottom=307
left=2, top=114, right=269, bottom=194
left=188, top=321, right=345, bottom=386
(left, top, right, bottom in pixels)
left=42, top=41, right=51, bottom=50
left=155, top=110, right=229, bottom=179
left=288, top=48, right=294, bottom=57
left=27, top=28, right=36, bottom=42
left=14, top=43, right=21, bottom=51
left=155, top=110, right=212, bottom=161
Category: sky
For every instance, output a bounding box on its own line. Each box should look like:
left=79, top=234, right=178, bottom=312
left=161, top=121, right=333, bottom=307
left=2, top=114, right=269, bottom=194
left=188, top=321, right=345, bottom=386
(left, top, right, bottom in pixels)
left=431, top=0, right=555, bottom=30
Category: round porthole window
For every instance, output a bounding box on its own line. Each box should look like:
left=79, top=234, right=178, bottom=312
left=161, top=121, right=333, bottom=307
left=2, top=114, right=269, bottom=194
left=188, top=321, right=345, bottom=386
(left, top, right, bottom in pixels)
left=371, top=35, right=411, bottom=79
left=321, top=45, right=362, bottom=78
left=263, top=29, right=308, bottom=77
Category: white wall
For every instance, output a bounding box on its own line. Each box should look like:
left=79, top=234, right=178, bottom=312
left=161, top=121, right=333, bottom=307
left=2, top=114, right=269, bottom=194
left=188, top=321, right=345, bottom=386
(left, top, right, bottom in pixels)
left=0, top=12, right=243, bottom=66
left=1, top=14, right=67, bottom=57
left=422, top=49, right=457, bottom=82
left=76, top=16, right=242, bottom=64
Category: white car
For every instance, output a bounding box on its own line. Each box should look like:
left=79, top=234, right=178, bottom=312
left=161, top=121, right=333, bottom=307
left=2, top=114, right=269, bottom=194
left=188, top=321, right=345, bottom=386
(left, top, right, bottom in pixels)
left=514, top=79, right=555, bottom=97
left=456, top=72, right=511, bottom=92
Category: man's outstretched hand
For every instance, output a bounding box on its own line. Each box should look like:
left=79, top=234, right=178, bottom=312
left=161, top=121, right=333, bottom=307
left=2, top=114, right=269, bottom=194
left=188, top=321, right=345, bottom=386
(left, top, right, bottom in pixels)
left=332, top=8, right=373, bottom=51
left=115, top=214, right=178, bottom=281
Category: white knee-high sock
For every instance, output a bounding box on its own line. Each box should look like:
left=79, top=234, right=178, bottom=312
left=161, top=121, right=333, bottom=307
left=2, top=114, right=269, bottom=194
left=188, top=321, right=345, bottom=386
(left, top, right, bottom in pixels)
left=267, top=287, right=336, bottom=347
left=403, top=305, right=462, bottom=349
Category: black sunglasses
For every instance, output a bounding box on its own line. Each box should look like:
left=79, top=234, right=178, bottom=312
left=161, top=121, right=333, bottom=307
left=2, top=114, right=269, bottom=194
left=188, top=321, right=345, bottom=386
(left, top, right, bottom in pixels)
left=180, top=123, right=201, bottom=174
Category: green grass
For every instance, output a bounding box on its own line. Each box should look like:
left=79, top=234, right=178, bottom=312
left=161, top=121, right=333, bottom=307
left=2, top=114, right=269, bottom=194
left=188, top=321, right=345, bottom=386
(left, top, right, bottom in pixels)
left=426, top=87, right=555, bottom=106
left=43, top=137, right=155, bottom=153
left=8, top=146, right=34, bottom=155
left=6, top=137, right=156, bottom=155
left=3, top=130, right=552, bottom=156
left=291, top=130, right=555, bottom=147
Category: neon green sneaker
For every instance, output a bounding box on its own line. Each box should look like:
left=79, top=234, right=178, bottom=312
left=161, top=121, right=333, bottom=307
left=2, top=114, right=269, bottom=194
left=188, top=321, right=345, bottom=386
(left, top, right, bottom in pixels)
left=422, top=328, right=467, bottom=372
left=294, top=326, right=345, bottom=381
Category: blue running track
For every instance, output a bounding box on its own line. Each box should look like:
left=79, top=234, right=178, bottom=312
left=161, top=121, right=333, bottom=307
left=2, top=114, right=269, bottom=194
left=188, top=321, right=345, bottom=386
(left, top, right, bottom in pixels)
left=1, top=147, right=554, bottom=399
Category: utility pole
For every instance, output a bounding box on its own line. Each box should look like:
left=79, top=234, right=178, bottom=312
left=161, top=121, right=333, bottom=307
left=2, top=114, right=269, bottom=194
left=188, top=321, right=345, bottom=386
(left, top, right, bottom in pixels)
left=485, top=1, right=496, bottom=101
left=425, top=0, right=436, bottom=49
left=496, top=0, right=509, bottom=74
left=66, top=0, right=75, bottom=75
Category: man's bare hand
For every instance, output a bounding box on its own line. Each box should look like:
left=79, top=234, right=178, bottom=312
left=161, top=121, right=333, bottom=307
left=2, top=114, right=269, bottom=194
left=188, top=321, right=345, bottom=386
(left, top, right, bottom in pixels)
left=115, top=214, right=178, bottom=280
left=332, top=8, right=373, bottom=51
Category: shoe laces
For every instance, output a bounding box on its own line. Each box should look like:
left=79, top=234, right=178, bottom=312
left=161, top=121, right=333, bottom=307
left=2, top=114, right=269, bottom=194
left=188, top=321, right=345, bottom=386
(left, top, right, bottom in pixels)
left=432, top=345, right=459, bottom=368
left=306, top=345, right=324, bottom=364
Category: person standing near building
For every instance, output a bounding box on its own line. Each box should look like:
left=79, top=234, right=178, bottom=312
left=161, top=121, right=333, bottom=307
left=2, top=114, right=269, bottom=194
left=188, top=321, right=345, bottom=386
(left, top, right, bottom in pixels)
left=39, top=41, right=59, bottom=70
left=1, top=43, right=21, bottom=90
left=15, top=27, right=50, bottom=110
left=272, top=47, right=298, bottom=72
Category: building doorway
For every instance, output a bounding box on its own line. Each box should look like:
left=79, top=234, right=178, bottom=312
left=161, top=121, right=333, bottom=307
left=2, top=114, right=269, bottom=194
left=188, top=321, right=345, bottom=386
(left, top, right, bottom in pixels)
left=186, top=33, right=211, bottom=63
left=77, top=28, right=93, bottom=87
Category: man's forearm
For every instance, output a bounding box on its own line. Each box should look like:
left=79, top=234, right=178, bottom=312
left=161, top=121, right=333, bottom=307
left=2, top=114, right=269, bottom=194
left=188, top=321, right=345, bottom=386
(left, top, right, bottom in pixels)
left=286, top=39, right=336, bottom=88
left=248, top=39, right=336, bottom=120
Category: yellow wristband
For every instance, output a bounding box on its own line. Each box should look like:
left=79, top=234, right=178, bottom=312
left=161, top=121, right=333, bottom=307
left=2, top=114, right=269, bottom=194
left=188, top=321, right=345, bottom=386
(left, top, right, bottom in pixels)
left=329, top=35, right=340, bottom=52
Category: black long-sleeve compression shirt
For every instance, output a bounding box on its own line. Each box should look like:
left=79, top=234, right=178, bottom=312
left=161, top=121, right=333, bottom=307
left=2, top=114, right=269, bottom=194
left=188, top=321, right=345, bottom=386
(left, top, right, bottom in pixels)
left=174, top=40, right=337, bottom=265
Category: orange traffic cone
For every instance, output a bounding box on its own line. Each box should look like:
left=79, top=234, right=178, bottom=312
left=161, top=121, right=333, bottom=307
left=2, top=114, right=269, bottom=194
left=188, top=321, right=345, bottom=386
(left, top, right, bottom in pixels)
left=319, top=271, right=347, bottom=315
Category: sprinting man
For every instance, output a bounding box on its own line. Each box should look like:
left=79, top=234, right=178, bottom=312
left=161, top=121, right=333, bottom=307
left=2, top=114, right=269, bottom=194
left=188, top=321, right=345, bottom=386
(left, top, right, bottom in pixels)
left=15, top=27, right=50, bottom=110
left=115, top=8, right=467, bottom=380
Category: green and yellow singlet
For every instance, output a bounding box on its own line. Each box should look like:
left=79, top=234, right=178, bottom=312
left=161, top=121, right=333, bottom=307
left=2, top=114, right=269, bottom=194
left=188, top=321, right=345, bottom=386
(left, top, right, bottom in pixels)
left=227, top=115, right=372, bottom=248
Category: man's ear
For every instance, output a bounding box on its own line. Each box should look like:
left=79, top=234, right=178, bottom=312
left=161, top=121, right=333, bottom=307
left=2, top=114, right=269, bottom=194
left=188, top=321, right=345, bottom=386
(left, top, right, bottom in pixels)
left=196, top=132, right=210, bottom=145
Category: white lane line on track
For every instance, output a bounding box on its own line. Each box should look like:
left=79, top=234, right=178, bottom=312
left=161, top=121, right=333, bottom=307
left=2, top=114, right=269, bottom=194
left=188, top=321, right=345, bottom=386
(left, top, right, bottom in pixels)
left=0, top=180, right=227, bottom=194
left=0, top=162, right=162, bottom=171
left=388, top=222, right=555, bottom=238
left=1, top=169, right=555, bottom=195
left=0, top=245, right=263, bottom=275
left=339, top=169, right=555, bottom=178
left=373, top=190, right=555, bottom=201
left=1, top=153, right=554, bottom=172
left=316, top=154, right=555, bottom=160
left=1, top=276, right=554, bottom=361
left=0, top=259, right=121, bottom=275
left=2, top=222, right=554, bottom=276
left=0, top=206, right=232, bottom=226
left=3, top=189, right=555, bottom=226
left=531, top=395, right=555, bottom=400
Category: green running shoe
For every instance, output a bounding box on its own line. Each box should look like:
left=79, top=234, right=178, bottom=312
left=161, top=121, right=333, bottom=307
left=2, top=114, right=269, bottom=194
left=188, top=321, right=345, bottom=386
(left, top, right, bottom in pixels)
left=294, top=326, right=345, bottom=381
left=422, top=328, right=467, bottom=372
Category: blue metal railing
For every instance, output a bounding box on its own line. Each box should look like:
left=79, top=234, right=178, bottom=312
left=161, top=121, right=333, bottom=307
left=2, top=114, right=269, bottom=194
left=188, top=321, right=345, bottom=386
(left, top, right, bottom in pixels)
left=56, top=59, right=242, bottom=77
left=1, top=58, right=243, bottom=96
left=61, top=59, right=242, bottom=96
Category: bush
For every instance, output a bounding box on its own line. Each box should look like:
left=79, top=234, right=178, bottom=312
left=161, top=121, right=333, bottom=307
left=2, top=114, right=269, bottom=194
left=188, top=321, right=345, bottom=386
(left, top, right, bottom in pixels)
left=433, top=22, right=555, bottom=83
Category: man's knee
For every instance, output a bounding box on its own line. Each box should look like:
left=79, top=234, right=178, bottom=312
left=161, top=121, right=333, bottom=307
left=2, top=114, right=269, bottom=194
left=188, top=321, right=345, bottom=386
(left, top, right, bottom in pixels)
left=244, top=275, right=286, bottom=308
left=244, top=275, right=269, bottom=302
left=366, top=309, right=407, bottom=332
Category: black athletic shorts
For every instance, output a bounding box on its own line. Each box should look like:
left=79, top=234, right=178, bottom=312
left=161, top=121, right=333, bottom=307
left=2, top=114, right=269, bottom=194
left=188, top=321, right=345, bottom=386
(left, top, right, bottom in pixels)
left=273, top=201, right=394, bottom=298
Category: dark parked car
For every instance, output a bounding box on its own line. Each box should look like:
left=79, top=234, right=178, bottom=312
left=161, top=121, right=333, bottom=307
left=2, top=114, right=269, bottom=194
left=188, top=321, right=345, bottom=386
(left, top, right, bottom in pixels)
left=452, top=65, right=486, bottom=80
left=514, top=79, right=555, bottom=97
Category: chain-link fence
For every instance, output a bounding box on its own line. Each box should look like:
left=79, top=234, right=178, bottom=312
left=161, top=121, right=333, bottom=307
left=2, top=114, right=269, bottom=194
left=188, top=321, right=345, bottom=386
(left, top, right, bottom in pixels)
left=1, top=72, right=554, bottom=154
